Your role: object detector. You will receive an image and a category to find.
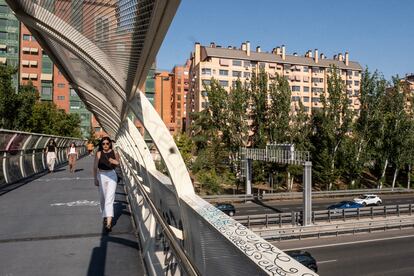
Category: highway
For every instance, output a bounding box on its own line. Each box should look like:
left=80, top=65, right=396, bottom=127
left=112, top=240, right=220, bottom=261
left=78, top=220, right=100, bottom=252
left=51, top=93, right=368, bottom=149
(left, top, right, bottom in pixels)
left=232, top=194, right=414, bottom=216
left=275, top=229, right=414, bottom=276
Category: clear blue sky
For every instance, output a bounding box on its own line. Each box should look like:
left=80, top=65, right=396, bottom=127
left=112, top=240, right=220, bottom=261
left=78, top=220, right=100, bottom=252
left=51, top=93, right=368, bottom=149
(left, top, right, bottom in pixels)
left=157, top=0, right=414, bottom=80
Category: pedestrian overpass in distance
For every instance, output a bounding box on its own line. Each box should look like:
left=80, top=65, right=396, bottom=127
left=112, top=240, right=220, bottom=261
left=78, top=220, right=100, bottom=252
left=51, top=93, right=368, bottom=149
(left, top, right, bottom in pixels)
left=5, top=1, right=316, bottom=275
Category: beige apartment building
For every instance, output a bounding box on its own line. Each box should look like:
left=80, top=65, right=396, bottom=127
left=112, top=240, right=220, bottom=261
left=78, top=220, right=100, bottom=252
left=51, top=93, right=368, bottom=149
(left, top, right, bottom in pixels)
left=187, top=41, right=363, bottom=128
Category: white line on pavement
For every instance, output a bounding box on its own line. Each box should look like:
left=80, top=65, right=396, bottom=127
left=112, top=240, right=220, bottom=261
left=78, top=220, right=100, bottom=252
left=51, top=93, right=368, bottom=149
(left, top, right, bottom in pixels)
left=51, top=200, right=99, bottom=207
left=283, top=233, right=414, bottom=251
left=318, top=259, right=337, bottom=264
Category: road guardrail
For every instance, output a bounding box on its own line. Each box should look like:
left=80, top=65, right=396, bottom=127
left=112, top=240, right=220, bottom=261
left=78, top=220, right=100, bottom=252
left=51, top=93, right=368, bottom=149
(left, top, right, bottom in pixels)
left=202, top=188, right=411, bottom=203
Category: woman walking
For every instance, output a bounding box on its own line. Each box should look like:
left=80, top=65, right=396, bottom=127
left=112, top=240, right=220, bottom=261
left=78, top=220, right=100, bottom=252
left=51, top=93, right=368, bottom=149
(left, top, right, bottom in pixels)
left=45, top=139, right=57, bottom=173
left=93, top=137, right=119, bottom=232
left=67, top=143, right=79, bottom=173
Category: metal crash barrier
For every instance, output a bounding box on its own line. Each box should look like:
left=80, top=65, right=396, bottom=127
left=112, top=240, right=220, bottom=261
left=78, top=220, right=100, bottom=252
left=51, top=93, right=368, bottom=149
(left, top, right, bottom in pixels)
left=0, top=129, right=87, bottom=186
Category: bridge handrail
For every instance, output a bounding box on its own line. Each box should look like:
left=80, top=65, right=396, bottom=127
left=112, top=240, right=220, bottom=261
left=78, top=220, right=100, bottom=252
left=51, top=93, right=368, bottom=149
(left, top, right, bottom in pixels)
left=118, top=150, right=200, bottom=276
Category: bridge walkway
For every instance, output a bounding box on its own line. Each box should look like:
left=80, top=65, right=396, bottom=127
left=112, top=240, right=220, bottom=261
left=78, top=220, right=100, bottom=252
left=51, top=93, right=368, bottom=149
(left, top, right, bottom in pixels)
left=0, top=156, right=145, bottom=276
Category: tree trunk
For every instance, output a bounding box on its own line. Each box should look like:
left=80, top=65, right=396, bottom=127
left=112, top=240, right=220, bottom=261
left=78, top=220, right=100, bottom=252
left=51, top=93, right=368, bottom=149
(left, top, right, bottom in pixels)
left=287, top=171, right=291, bottom=191
left=379, top=159, right=388, bottom=189
left=351, top=140, right=364, bottom=187
left=408, top=165, right=411, bottom=190
left=392, top=167, right=399, bottom=190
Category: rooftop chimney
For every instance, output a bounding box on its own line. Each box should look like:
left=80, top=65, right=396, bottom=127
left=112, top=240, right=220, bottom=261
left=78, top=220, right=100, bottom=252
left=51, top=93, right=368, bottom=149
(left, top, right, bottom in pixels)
left=210, top=42, right=215, bottom=48
left=293, top=52, right=298, bottom=56
left=345, top=51, right=349, bottom=66
left=333, top=54, right=337, bottom=60
left=228, top=45, right=232, bottom=49
left=338, top=53, right=343, bottom=61
left=320, top=53, right=325, bottom=60
left=276, top=47, right=281, bottom=55
left=256, top=46, right=261, bottom=53
left=314, top=49, right=319, bottom=64
left=241, top=43, right=246, bottom=51
left=246, top=41, right=251, bottom=56
left=281, top=45, right=286, bottom=60
left=308, top=50, right=313, bottom=58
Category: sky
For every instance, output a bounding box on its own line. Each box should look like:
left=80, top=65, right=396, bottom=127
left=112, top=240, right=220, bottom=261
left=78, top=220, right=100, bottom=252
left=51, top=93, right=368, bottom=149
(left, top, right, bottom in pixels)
left=157, top=0, right=414, bottom=80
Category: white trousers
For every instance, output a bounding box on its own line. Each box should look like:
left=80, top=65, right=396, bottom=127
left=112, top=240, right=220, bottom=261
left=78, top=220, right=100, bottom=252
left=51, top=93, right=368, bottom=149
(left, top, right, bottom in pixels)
left=98, top=170, right=117, bottom=218
left=46, top=152, right=56, bottom=171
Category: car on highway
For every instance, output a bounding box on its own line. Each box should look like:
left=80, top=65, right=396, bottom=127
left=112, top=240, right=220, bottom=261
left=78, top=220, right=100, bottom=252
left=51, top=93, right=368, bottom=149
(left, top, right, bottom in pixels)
left=353, top=194, right=382, bottom=206
left=285, top=250, right=318, bottom=272
left=215, top=203, right=236, bottom=216
left=328, top=201, right=364, bottom=210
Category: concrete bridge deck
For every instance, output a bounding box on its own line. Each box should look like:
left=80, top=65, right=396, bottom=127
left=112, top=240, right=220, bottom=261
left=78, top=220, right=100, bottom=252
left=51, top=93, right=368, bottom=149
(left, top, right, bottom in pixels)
left=0, top=156, right=145, bottom=276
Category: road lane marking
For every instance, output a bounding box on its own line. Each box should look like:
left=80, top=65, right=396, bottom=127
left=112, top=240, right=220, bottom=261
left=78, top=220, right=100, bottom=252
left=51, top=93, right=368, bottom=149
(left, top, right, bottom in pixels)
left=282, top=233, right=414, bottom=251
left=51, top=200, right=99, bottom=207
left=318, top=259, right=337, bottom=264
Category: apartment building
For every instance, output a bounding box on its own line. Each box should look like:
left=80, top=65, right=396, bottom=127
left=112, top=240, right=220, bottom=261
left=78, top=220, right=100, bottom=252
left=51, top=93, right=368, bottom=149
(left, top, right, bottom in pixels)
left=171, top=60, right=190, bottom=132
left=0, top=0, right=19, bottom=89
left=187, top=41, right=363, bottom=128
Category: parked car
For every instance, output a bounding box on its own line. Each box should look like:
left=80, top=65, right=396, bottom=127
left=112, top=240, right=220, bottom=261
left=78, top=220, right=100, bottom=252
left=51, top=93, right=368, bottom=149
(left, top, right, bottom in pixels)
left=215, top=203, right=236, bottom=216
left=353, top=194, right=382, bottom=206
left=285, top=250, right=318, bottom=272
left=328, top=201, right=364, bottom=210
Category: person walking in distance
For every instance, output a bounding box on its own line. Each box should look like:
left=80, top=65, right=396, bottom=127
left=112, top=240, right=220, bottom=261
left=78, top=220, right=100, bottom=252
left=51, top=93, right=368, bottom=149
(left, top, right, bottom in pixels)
left=67, top=143, right=79, bottom=173
left=93, top=137, right=119, bottom=232
left=45, top=139, right=57, bottom=173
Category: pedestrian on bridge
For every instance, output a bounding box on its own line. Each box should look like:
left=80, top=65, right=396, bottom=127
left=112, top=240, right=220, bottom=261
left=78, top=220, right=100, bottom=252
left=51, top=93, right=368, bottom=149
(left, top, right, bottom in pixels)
left=45, top=139, right=57, bottom=173
left=93, top=137, right=120, bottom=232
left=67, top=143, right=79, bottom=173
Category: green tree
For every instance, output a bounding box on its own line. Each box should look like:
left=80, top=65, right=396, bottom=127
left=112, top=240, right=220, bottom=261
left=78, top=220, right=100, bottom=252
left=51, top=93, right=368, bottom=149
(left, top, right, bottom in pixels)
left=14, top=82, right=38, bottom=132
left=311, top=66, right=354, bottom=190
left=249, top=69, right=268, bottom=147
left=0, top=65, right=18, bottom=129
left=174, top=132, right=194, bottom=168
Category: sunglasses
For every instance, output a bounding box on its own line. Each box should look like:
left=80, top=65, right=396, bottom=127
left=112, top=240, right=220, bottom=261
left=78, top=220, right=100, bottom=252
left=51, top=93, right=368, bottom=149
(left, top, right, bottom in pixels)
left=102, top=142, right=110, bottom=145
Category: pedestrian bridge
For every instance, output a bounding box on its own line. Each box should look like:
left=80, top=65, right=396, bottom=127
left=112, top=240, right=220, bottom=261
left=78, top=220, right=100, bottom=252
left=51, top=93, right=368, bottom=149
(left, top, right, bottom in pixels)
left=3, top=1, right=317, bottom=275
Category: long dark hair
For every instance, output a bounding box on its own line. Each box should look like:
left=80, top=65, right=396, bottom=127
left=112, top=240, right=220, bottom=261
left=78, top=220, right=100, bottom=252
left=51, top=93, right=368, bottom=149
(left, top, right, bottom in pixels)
left=98, top=137, right=112, bottom=151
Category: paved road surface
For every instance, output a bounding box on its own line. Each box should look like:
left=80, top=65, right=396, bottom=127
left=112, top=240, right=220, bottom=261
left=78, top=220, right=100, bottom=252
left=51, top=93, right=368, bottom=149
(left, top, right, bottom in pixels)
left=0, top=156, right=144, bottom=276
left=274, top=229, right=414, bottom=276
left=233, top=194, right=414, bottom=216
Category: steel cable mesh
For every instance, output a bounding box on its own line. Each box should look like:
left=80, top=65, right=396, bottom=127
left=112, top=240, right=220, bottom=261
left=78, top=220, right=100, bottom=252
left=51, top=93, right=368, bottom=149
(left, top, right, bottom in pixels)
left=18, top=0, right=155, bottom=92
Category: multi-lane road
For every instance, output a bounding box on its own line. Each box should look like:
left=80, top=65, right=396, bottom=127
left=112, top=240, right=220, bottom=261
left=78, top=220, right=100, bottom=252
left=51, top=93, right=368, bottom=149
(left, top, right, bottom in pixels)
left=232, top=194, right=414, bottom=216
left=275, top=229, right=414, bottom=276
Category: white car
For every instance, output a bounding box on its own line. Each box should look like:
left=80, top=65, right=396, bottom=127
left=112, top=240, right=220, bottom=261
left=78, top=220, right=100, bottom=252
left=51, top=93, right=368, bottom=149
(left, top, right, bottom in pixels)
left=353, top=194, right=382, bottom=206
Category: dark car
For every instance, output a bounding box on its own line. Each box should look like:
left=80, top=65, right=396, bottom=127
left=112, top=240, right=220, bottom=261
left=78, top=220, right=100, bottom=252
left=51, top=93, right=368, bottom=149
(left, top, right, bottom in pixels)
left=215, top=203, right=236, bottom=216
left=286, top=250, right=318, bottom=272
left=328, top=201, right=363, bottom=210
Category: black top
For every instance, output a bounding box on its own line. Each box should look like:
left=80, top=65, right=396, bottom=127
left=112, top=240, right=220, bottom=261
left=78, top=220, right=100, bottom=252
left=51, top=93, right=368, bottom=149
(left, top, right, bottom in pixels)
left=98, top=150, right=116, bottom=170
left=47, top=145, right=56, bottom=152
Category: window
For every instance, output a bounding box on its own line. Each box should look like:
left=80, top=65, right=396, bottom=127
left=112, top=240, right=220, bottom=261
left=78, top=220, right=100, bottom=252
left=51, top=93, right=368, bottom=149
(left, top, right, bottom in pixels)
left=95, top=17, right=109, bottom=42
left=303, top=86, right=310, bottom=92
left=70, top=101, right=81, bottom=109
left=7, top=46, right=17, bottom=54
left=232, top=60, right=242, bottom=66
left=243, top=72, right=251, bottom=78
left=312, top=67, right=320, bottom=73
left=291, top=86, right=301, bottom=92
left=354, top=80, right=360, bottom=86
left=303, top=66, right=309, bottom=72
left=95, top=127, right=101, bottom=132
left=219, top=70, right=228, bottom=76
left=311, top=97, right=321, bottom=102
left=219, top=80, right=229, bottom=87
left=202, top=79, right=211, bottom=86
left=232, top=71, right=242, bottom=77
left=259, top=62, right=266, bottom=69
left=303, top=96, right=310, bottom=102
left=304, top=107, right=309, bottom=112
left=244, top=60, right=251, bottom=67
left=41, top=87, right=52, bottom=96
left=57, top=83, right=65, bottom=88
left=292, top=96, right=301, bottom=102
left=284, top=64, right=291, bottom=71
left=354, top=71, right=359, bottom=77
left=70, top=89, right=78, bottom=97
left=23, top=34, right=31, bottom=41
left=311, top=87, right=324, bottom=93
left=8, top=33, right=18, bottom=41
left=0, top=32, right=7, bottom=40
left=201, top=101, right=209, bottom=108
left=57, top=96, right=65, bottom=100
left=201, top=68, right=211, bottom=75
left=0, top=18, right=7, bottom=27
left=0, top=5, right=9, bottom=13
left=346, top=80, right=352, bottom=85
